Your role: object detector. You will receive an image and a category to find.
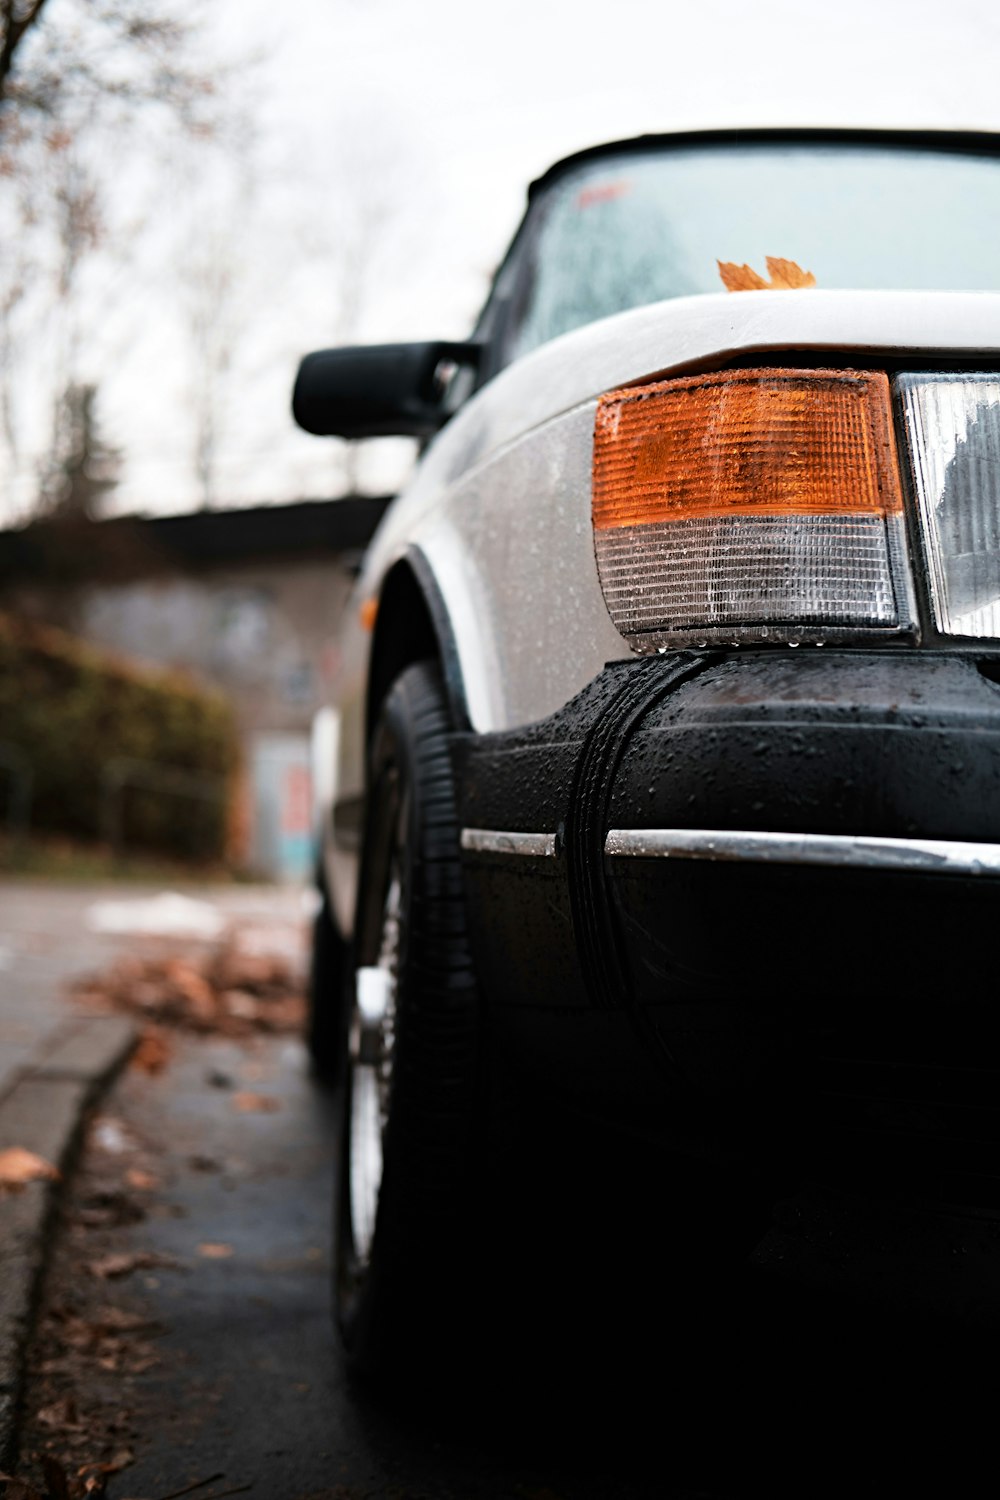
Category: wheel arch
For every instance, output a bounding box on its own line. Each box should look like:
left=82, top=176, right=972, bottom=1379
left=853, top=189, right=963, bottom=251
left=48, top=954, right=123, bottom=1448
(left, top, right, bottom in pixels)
left=365, top=547, right=470, bottom=743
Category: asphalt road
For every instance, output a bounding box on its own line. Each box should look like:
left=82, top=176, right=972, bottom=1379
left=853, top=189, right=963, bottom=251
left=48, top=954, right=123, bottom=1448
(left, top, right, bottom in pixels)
left=8, top=880, right=1000, bottom=1495
left=17, top=1028, right=767, bottom=1499
left=17, top=1025, right=1000, bottom=1499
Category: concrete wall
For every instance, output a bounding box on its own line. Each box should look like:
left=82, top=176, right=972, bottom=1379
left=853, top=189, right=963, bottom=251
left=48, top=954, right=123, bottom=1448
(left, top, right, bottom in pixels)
left=78, top=556, right=354, bottom=738
left=68, top=556, right=355, bottom=878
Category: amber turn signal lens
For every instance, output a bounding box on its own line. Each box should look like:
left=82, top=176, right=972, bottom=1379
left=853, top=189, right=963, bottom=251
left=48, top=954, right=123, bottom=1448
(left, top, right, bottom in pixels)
left=593, top=368, right=903, bottom=531
left=592, top=367, right=912, bottom=649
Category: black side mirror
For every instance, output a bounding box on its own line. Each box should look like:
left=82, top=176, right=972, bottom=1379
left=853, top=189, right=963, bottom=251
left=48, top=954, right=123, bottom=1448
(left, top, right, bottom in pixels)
left=292, top=341, right=480, bottom=440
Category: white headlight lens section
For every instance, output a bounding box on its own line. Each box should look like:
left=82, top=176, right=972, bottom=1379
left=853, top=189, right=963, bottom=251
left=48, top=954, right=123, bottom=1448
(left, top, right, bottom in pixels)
left=899, top=373, right=1000, bottom=638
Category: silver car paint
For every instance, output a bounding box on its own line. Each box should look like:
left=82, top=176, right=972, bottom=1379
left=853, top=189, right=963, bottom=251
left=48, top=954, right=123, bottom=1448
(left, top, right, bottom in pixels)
left=323, top=286, right=1000, bottom=934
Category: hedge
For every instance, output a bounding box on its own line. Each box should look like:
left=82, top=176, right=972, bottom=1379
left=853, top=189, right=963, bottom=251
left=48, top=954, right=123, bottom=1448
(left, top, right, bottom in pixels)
left=0, top=612, right=239, bottom=861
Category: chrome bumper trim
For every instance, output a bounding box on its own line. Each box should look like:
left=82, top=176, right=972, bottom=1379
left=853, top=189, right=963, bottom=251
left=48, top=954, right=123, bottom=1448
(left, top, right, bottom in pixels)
left=461, top=829, right=557, bottom=858
left=603, top=828, right=1000, bottom=876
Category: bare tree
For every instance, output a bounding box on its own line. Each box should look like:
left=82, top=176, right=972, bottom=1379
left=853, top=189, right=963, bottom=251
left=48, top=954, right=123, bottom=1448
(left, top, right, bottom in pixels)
left=0, top=0, right=49, bottom=99
left=0, top=171, right=33, bottom=463
left=0, top=1, right=215, bottom=137
left=38, top=380, right=121, bottom=518
left=182, top=208, right=247, bottom=510
left=0, top=0, right=232, bottom=518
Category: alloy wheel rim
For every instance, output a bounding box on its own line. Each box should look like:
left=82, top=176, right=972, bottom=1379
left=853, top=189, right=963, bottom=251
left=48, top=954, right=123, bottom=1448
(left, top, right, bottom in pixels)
left=347, top=866, right=401, bottom=1268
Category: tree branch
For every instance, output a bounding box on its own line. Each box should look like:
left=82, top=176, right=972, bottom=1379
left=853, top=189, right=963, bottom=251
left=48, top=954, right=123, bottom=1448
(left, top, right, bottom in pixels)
left=0, top=0, right=51, bottom=101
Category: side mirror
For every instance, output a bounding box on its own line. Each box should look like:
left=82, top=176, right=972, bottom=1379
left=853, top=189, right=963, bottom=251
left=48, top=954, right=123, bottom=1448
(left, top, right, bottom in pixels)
left=292, top=341, right=480, bottom=440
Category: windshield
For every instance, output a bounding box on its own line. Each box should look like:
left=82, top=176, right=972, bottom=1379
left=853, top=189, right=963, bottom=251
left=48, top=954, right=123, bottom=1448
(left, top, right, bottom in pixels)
left=507, top=142, right=1000, bottom=360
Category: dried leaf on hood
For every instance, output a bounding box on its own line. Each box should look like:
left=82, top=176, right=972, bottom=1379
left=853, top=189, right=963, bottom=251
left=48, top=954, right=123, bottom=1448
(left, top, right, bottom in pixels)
left=764, top=255, right=817, bottom=288
left=717, top=255, right=816, bottom=291
left=717, top=258, right=770, bottom=291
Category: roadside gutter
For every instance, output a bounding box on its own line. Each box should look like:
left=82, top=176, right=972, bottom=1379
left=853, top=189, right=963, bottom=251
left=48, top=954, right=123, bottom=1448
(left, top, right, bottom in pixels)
left=0, top=1016, right=137, bottom=1470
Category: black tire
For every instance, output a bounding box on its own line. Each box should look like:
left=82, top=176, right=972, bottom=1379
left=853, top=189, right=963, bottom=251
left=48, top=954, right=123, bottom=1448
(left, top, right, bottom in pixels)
left=306, top=870, right=348, bottom=1079
left=336, top=662, right=482, bottom=1382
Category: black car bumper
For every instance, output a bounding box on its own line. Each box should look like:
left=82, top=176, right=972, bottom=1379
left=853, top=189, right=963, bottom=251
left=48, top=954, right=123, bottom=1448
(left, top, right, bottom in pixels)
left=456, top=649, right=1000, bottom=1198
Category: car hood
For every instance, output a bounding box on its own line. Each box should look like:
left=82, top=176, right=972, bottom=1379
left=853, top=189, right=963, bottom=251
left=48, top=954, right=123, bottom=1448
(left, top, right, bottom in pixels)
left=421, top=288, right=1000, bottom=493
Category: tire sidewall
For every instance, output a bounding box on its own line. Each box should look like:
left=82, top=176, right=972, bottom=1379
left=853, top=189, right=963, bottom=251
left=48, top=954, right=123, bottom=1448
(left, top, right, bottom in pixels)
left=336, top=663, right=480, bottom=1377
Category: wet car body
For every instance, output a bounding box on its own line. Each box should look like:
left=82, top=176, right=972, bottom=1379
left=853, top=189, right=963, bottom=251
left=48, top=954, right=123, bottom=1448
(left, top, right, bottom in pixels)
left=296, top=128, right=1000, bottom=1366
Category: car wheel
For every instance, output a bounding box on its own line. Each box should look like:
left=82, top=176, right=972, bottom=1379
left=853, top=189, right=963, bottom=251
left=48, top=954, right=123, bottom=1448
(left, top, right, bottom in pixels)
left=306, top=869, right=349, bottom=1079
left=336, top=661, right=481, bottom=1381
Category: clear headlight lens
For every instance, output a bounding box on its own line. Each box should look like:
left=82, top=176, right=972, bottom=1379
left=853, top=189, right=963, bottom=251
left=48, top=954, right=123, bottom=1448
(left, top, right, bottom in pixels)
left=898, top=373, right=1000, bottom=638
left=592, top=367, right=914, bottom=650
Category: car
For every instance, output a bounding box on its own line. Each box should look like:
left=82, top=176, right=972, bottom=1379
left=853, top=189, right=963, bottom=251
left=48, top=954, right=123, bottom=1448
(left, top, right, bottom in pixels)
left=293, top=127, right=1000, bottom=1375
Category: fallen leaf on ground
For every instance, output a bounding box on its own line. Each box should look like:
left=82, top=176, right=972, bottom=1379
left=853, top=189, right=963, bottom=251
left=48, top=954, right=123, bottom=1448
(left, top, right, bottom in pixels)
left=36, top=1395, right=80, bottom=1429
left=90, top=1306, right=163, bottom=1335
left=88, top=1251, right=178, bottom=1280
left=0, top=1146, right=60, bottom=1188
left=125, top=1167, right=159, bottom=1191
left=197, top=1241, right=234, bottom=1258
left=130, top=1028, right=173, bottom=1075
left=232, top=1091, right=281, bottom=1113
left=77, top=1448, right=134, bottom=1478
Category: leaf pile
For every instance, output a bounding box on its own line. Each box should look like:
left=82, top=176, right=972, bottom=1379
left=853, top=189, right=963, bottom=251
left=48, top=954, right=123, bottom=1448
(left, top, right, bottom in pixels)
left=71, top=945, right=306, bottom=1038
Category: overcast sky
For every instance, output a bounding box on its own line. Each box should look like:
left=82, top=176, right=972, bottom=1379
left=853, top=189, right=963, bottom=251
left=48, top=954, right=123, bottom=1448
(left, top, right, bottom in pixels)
left=7, top=0, right=1000, bottom=522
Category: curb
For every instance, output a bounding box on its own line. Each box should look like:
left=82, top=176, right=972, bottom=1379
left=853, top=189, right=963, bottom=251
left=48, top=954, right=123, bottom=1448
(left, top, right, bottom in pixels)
left=0, top=1015, right=137, bottom=1470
